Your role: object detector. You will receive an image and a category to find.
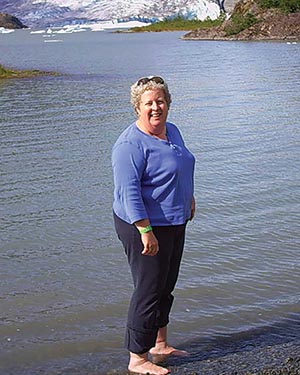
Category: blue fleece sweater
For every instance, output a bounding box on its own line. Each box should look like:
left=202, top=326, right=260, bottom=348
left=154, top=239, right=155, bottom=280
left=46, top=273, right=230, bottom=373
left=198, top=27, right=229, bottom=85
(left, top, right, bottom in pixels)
left=112, top=122, right=195, bottom=226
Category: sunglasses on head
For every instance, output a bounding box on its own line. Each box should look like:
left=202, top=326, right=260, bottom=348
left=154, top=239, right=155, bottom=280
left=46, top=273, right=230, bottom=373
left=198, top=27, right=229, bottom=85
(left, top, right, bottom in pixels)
left=137, top=76, right=164, bottom=86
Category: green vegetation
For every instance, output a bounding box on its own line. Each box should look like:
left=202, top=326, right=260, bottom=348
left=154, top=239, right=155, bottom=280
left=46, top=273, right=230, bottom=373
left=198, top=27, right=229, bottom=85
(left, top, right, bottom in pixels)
left=131, top=15, right=225, bottom=32
left=225, top=12, right=259, bottom=35
left=0, top=64, right=59, bottom=79
left=224, top=0, right=298, bottom=37
left=259, top=0, right=300, bottom=12
left=0, top=64, right=15, bottom=78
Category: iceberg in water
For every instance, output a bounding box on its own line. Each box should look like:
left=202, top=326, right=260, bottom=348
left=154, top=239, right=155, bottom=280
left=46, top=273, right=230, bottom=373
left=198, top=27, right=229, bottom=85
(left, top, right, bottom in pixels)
left=0, top=27, right=15, bottom=34
left=44, top=39, right=63, bottom=42
left=55, top=25, right=88, bottom=33
left=30, top=29, right=46, bottom=34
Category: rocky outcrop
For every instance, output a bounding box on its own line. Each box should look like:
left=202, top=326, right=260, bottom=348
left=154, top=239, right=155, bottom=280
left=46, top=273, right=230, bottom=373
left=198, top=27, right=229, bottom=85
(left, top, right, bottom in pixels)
left=183, top=0, right=300, bottom=41
left=235, top=11, right=300, bottom=40
left=0, top=13, right=28, bottom=29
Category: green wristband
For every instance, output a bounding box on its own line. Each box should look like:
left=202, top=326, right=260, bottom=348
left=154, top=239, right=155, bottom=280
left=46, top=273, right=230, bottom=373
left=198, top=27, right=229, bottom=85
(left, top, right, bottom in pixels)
left=139, top=225, right=153, bottom=234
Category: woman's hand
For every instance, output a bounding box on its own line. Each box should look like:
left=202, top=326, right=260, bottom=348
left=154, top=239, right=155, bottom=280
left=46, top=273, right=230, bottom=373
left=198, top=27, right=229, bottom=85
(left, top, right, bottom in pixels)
left=141, top=231, right=159, bottom=256
left=135, top=219, right=159, bottom=256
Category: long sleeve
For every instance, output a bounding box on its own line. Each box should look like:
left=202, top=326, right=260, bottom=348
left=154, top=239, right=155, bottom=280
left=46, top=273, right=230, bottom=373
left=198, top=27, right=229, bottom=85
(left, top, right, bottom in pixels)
left=112, top=122, right=195, bottom=226
left=112, top=141, right=148, bottom=224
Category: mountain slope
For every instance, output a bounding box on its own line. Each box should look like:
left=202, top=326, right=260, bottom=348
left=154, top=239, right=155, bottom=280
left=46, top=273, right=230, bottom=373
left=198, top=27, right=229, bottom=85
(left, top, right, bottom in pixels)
left=1, top=0, right=223, bottom=27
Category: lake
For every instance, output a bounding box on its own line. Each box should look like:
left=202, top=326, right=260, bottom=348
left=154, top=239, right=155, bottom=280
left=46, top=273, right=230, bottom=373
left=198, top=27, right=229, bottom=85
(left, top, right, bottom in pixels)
left=0, top=29, right=300, bottom=375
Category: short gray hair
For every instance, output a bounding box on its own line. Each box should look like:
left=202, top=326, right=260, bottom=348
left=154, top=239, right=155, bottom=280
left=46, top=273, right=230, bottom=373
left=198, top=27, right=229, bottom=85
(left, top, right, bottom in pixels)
left=130, top=76, right=172, bottom=115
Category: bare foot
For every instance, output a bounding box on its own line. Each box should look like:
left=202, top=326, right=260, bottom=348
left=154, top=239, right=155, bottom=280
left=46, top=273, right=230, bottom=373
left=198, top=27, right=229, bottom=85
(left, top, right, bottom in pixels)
left=150, top=343, right=189, bottom=357
left=128, top=352, right=170, bottom=375
left=149, top=344, right=189, bottom=364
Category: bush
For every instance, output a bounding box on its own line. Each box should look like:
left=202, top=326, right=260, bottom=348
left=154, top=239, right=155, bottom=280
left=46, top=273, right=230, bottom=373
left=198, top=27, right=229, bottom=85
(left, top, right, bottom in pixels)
left=0, top=64, right=13, bottom=77
left=225, top=12, right=259, bottom=35
left=0, top=64, right=8, bottom=74
left=131, top=15, right=224, bottom=32
left=259, top=0, right=300, bottom=12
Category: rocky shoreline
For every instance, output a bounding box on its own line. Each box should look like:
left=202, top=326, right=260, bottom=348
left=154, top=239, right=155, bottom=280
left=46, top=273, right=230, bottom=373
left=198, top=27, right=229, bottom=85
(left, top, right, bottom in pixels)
left=129, top=318, right=300, bottom=375
left=183, top=0, right=300, bottom=41
left=183, top=12, right=300, bottom=41
left=100, top=339, right=300, bottom=375
left=163, top=317, right=300, bottom=375
left=167, top=340, right=300, bottom=375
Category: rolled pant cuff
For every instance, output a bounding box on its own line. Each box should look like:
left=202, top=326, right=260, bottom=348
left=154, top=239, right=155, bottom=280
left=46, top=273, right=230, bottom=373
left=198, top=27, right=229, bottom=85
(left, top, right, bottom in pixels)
left=125, top=326, right=159, bottom=354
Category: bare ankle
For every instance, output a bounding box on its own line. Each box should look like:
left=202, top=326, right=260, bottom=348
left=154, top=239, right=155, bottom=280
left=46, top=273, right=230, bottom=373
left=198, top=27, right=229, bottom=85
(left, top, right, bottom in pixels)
left=150, top=344, right=189, bottom=357
left=129, top=351, right=148, bottom=368
left=150, top=341, right=168, bottom=353
left=128, top=352, right=170, bottom=374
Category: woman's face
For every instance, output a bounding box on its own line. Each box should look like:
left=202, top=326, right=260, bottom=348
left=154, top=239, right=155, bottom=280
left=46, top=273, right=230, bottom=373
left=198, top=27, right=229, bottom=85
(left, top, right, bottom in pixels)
left=137, top=88, right=169, bottom=136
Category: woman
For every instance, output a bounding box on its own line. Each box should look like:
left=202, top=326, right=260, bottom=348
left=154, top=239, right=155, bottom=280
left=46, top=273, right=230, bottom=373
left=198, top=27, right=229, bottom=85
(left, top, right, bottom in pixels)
left=112, top=76, right=196, bottom=375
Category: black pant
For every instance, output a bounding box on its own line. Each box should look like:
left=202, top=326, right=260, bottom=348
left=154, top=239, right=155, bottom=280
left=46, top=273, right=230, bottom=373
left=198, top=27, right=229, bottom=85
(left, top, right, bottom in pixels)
left=113, top=212, right=187, bottom=354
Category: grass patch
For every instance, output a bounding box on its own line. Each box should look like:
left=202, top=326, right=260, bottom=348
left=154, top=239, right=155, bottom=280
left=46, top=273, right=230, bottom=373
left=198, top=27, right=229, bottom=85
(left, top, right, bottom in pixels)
left=259, top=0, right=300, bottom=12
left=0, top=64, right=15, bottom=77
left=0, top=64, right=60, bottom=79
left=225, top=12, right=259, bottom=35
left=130, top=15, right=225, bottom=32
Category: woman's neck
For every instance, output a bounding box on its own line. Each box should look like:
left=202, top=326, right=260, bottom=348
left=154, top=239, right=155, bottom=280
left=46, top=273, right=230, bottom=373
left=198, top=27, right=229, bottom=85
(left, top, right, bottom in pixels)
left=136, top=121, right=168, bottom=141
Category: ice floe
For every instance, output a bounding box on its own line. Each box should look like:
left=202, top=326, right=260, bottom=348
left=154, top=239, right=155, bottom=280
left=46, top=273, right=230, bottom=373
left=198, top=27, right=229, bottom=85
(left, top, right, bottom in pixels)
left=29, top=20, right=150, bottom=35
left=44, top=39, right=63, bottom=42
left=0, top=27, right=15, bottom=34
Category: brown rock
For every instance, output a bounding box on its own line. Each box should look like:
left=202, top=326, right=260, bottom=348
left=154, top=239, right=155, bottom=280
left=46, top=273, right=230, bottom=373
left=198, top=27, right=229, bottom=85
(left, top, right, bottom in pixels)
left=0, top=13, right=28, bottom=29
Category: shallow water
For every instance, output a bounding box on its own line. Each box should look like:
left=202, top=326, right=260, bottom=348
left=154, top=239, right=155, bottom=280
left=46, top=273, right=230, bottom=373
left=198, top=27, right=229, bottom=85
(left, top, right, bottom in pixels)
left=0, top=30, right=300, bottom=374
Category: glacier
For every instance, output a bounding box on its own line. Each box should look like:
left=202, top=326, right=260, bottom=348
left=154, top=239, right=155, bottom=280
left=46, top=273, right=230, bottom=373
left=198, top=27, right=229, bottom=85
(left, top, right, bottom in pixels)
left=1, top=0, right=221, bottom=28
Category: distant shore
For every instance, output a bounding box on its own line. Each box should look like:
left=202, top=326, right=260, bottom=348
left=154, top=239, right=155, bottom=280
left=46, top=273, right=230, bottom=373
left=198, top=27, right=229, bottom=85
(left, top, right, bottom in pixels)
left=0, top=64, right=60, bottom=79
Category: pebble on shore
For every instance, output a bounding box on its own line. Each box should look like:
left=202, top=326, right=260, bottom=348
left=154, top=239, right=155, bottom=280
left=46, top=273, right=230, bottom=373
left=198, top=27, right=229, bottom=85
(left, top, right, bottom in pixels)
left=166, top=341, right=300, bottom=375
